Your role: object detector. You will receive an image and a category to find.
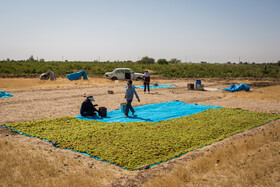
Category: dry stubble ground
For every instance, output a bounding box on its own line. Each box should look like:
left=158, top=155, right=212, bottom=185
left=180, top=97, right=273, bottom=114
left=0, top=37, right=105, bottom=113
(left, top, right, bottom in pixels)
left=0, top=77, right=280, bottom=186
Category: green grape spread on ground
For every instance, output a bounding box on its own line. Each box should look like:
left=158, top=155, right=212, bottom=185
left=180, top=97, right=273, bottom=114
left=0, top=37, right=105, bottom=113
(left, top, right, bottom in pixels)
left=4, top=108, right=280, bottom=170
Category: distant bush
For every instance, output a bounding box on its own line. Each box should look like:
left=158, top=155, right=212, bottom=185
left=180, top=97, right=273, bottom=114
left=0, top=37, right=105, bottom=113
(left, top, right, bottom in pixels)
left=140, top=56, right=155, bottom=64
left=169, top=58, right=181, bottom=64
left=157, top=59, right=168, bottom=65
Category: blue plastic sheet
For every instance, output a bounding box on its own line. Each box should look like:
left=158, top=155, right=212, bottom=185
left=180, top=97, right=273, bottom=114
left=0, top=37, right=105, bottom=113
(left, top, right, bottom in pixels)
left=0, top=91, right=13, bottom=98
left=66, top=70, right=88, bottom=81
left=222, top=84, right=250, bottom=92
left=75, top=101, right=221, bottom=123
left=135, top=85, right=175, bottom=89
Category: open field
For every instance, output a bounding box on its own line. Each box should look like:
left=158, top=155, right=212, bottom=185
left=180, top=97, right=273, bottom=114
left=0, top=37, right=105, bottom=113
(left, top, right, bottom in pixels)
left=1, top=77, right=280, bottom=186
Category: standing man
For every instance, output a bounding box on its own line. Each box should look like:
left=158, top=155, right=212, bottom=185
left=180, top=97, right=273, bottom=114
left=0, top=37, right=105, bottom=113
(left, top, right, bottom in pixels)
left=143, top=70, right=150, bottom=94
left=124, top=80, right=140, bottom=117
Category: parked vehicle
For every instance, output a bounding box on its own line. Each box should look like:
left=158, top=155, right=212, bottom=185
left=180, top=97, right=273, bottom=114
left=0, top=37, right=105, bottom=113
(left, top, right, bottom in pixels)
left=104, top=68, right=144, bottom=80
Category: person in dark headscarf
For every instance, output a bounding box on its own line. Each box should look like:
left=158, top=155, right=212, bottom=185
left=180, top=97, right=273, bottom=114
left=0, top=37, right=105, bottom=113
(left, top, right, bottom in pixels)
left=80, top=96, right=98, bottom=117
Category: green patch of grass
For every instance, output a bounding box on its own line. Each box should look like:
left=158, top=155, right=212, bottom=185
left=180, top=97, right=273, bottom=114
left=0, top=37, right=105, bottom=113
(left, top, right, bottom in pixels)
left=4, top=108, right=280, bottom=170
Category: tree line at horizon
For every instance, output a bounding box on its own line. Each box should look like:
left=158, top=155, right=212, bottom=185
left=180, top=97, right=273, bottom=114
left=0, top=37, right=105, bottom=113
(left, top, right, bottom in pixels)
left=3, top=55, right=280, bottom=65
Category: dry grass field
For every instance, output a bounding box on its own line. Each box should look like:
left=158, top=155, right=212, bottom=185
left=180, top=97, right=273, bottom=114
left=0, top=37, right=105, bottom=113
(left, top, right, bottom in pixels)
left=0, top=77, right=280, bottom=186
left=144, top=120, right=280, bottom=187
left=0, top=132, right=108, bottom=186
left=0, top=77, right=115, bottom=91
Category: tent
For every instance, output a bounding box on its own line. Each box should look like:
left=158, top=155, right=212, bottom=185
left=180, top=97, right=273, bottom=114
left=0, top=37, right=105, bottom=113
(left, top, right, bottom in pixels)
left=66, top=70, right=88, bottom=81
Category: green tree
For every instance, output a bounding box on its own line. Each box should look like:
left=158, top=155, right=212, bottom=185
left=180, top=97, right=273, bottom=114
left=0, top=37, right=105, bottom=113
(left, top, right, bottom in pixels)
left=28, top=55, right=35, bottom=62
left=169, top=58, right=181, bottom=64
left=157, top=58, right=168, bottom=65
left=140, top=56, right=155, bottom=64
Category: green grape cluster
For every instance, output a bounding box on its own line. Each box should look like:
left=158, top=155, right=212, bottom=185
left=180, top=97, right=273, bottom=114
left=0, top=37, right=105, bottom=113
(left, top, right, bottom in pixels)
left=4, top=109, right=280, bottom=170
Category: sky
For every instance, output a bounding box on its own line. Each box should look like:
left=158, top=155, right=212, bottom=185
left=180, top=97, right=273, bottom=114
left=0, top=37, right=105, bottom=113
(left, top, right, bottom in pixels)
left=0, top=0, right=280, bottom=63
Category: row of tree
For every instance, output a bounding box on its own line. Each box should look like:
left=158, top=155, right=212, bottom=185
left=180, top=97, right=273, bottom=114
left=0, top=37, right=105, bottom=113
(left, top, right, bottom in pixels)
left=137, top=56, right=181, bottom=64
left=4, top=55, right=280, bottom=66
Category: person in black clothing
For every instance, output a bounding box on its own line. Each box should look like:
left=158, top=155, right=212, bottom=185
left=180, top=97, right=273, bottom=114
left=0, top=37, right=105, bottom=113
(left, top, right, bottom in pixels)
left=143, top=70, right=150, bottom=93
left=80, top=96, right=98, bottom=117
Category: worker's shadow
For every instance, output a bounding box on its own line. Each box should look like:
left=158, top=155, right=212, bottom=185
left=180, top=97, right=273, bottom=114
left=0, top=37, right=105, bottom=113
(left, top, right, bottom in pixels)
left=149, top=92, right=163, bottom=95
left=95, top=115, right=153, bottom=122
left=127, top=115, right=153, bottom=122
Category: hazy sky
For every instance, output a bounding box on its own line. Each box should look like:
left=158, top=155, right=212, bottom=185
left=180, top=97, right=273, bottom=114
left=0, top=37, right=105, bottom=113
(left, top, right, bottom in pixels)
left=1, top=0, right=280, bottom=63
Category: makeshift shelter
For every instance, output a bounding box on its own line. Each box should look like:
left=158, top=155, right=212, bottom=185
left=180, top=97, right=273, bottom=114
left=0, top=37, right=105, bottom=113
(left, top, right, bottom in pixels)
left=66, top=70, right=88, bottom=81
left=39, top=70, right=55, bottom=80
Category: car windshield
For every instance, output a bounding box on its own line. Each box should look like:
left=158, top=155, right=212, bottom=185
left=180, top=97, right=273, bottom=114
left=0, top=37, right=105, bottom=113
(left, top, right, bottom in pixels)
left=115, top=70, right=124, bottom=74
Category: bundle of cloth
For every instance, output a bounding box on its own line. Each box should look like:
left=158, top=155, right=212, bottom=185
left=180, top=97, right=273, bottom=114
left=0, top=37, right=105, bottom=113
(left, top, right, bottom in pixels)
left=0, top=91, right=13, bottom=98
left=222, top=84, right=250, bottom=92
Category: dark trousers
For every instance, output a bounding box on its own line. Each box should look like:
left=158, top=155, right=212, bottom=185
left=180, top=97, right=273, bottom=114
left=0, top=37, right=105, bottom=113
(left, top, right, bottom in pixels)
left=144, top=82, right=150, bottom=92
left=81, top=111, right=95, bottom=117
left=125, top=99, right=135, bottom=116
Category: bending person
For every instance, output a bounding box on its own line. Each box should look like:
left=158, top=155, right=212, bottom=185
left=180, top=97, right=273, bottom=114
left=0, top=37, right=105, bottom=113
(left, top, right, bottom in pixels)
left=39, top=70, right=55, bottom=80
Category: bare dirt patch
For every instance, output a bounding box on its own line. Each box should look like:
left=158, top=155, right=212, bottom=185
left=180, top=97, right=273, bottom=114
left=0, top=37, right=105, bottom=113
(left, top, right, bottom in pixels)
left=1, top=77, right=280, bottom=186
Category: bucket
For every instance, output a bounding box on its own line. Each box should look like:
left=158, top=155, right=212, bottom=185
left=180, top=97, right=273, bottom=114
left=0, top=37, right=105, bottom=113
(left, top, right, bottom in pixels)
left=98, top=107, right=107, bottom=117
left=121, top=103, right=126, bottom=113
left=196, top=84, right=204, bottom=90
left=188, top=83, right=194, bottom=90
left=195, top=80, right=201, bottom=90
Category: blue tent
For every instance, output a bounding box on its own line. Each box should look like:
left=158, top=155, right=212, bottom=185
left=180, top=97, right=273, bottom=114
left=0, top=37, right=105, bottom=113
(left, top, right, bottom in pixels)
left=66, top=70, right=88, bottom=81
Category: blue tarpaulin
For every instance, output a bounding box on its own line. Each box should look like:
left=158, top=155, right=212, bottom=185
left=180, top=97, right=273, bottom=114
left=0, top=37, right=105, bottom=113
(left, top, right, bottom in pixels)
left=222, top=84, right=250, bottom=92
left=125, top=85, right=174, bottom=89
left=66, top=70, right=88, bottom=81
left=75, top=101, right=221, bottom=123
left=135, top=85, right=175, bottom=89
left=0, top=91, right=13, bottom=98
